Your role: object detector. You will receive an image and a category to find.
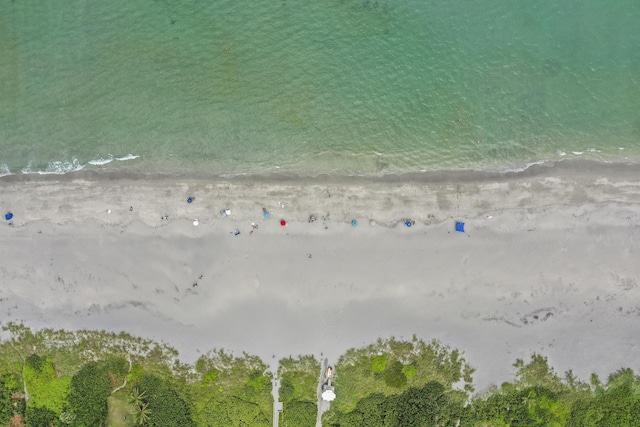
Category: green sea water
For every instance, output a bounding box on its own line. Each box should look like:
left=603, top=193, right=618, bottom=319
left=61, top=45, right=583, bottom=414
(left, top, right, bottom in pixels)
left=1, top=0, right=639, bottom=176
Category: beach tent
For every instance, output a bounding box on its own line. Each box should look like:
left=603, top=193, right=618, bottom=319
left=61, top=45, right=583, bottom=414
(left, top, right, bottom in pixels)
left=455, top=221, right=465, bottom=232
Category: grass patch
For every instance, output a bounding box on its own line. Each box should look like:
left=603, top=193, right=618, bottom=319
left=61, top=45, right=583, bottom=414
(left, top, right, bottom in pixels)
left=29, top=376, right=71, bottom=414
left=106, top=395, right=135, bottom=427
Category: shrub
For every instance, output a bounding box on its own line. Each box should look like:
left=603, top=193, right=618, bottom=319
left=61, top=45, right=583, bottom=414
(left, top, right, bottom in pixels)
left=0, top=377, right=12, bottom=426
left=383, top=361, right=407, bottom=388
left=388, top=381, right=448, bottom=426
left=371, top=355, right=388, bottom=374
left=195, top=356, right=207, bottom=374
left=126, top=364, right=144, bottom=384
left=277, top=355, right=319, bottom=404
left=26, top=406, right=57, bottom=427
left=402, top=364, right=417, bottom=380
left=137, top=373, right=196, bottom=427
left=198, top=396, right=270, bottom=427
left=66, top=361, right=111, bottom=427
left=202, top=369, right=219, bottom=385
left=282, top=401, right=317, bottom=427
left=25, top=354, right=45, bottom=372
left=279, top=378, right=295, bottom=402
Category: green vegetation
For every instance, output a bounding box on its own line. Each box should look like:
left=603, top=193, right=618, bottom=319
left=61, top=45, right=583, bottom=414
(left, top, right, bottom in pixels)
left=325, top=350, right=640, bottom=427
left=329, top=336, right=474, bottom=415
left=136, top=374, right=195, bottom=427
left=0, top=374, right=16, bottom=426
left=2, top=323, right=640, bottom=426
left=66, top=361, right=114, bottom=426
left=23, top=353, right=70, bottom=414
left=25, top=405, right=58, bottom=426
left=191, top=349, right=273, bottom=426
left=0, top=323, right=273, bottom=427
left=106, top=395, right=135, bottom=427
left=278, top=355, right=320, bottom=427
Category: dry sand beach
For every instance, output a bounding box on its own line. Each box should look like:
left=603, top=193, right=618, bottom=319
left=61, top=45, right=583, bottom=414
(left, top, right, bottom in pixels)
left=1, top=160, right=639, bottom=390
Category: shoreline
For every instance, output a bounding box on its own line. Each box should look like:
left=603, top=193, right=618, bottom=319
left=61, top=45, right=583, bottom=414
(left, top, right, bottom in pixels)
left=1, top=157, right=640, bottom=185
left=1, top=157, right=639, bottom=391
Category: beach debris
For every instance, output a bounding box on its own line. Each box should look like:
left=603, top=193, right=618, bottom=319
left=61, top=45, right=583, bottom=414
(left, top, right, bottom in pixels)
left=4, top=212, right=13, bottom=221
left=130, top=206, right=133, bottom=211
left=307, top=253, right=312, bottom=259
left=193, top=219, right=199, bottom=226
left=351, top=219, right=358, bottom=227
left=455, top=221, right=465, bottom=232
left=308, top=214, right=317, bottom=223
left=191, top=276, right=204, bottom=289
left=321, top=213, right=331, bottom=230
left=187, top=197, right=194, bottom=204
left=221, top=209, right=231, bottom=217
left=263, top=207, right=271, bottom=218
left=280, top=219, right=287, bottom=227
left=278, top=201, right=287, bottom=208
left=106, top=209, right=112, bottom=214
left=233, top=228, right=241, bottom=236
left=369, top=219, right=377, bottom=227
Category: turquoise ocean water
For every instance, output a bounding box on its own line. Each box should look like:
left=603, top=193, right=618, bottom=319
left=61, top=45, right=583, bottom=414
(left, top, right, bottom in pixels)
left=1, top=1, right=639, bottom=176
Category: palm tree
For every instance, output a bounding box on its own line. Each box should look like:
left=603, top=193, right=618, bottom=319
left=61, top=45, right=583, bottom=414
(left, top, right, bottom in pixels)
left=129, top=387, right=151, bottom=426
left=128, top=387, right=147, bottom=408
left=132, top=402, right=152, bottom=426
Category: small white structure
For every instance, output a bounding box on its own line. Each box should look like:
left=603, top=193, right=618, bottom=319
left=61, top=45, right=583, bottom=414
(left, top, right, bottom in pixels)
left=322, top=385, right=336, bottom=402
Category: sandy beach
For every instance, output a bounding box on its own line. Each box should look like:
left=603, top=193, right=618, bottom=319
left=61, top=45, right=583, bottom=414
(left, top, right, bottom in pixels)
left=1, top=160, right=639, bottom=390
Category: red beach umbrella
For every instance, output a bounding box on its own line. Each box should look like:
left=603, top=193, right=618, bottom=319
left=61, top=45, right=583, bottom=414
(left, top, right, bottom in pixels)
left=280, top=219, right=287, bottom=227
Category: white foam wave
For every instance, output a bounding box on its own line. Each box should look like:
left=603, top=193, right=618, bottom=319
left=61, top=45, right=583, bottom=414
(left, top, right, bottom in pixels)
left=219, top=172, right=248, bottom=178
left=571, top=151, right=583, bottom=155
left=496, top=159, right=549, bottom=173
left=116, top=154, right=140, bottom=161
left=0, top=164, right=12, bottom=177
left=88, top=156, right=114, bottom=166
left=22, top=158, right=85, bottom=175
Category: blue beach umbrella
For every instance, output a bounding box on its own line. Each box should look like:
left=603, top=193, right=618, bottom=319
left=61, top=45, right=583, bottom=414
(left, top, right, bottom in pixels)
left=187, top=197, right=194, bottom=204
left=264, top=211, right=270, bottom=219
left=5, top=212, right=13, bottom=221
left=455, top=221, right=465, bottom=232
left=405, top=220, right=413, bottom=227
left=351, top=219, right=358, bottom=227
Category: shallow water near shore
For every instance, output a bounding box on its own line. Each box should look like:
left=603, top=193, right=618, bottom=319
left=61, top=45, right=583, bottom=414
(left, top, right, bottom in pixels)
left=1, top=1, right=639, bottom=176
